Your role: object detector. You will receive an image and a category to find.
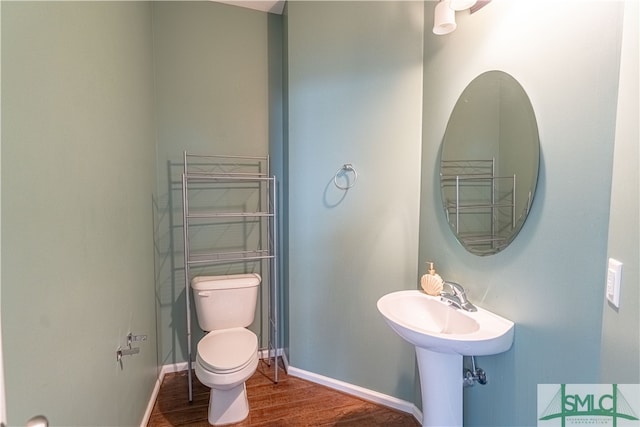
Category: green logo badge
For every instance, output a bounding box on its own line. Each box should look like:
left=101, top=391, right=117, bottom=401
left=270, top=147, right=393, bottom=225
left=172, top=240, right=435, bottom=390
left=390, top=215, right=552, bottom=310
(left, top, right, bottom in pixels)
left=538, top=384, right=639, bottom=426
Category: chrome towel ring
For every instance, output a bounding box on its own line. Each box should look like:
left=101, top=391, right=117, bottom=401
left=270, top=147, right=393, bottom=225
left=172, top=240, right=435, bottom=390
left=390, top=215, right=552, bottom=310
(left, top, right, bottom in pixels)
left=334, top=163, right=358, bottom=190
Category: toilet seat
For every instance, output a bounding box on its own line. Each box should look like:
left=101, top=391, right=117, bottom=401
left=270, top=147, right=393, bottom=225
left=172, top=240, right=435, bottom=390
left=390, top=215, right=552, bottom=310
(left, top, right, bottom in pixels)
left=197, top=327, right=258, bottom=374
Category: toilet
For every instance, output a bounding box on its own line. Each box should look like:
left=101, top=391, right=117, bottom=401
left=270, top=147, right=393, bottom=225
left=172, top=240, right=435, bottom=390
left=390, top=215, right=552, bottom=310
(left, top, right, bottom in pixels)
left=191, top=273, right=261, bottom=426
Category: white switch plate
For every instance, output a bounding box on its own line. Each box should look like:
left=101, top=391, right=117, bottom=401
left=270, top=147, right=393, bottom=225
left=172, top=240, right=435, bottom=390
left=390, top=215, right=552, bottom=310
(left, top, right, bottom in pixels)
left=606, top=258, right=623, bottom=308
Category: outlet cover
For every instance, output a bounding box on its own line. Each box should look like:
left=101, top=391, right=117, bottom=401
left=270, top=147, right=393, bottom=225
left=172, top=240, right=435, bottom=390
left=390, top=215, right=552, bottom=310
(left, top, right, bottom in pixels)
left=606, top=258, right=622, bottom=308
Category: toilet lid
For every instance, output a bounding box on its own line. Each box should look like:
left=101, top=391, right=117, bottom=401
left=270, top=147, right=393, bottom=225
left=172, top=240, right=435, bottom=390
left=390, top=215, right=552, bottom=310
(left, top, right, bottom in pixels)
left=198, top=328, right=258, bottom=374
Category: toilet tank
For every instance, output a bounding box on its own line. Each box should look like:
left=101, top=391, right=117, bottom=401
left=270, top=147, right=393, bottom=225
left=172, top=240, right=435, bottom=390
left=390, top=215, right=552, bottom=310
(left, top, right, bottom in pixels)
left=191, top=273, right=261, bottom=331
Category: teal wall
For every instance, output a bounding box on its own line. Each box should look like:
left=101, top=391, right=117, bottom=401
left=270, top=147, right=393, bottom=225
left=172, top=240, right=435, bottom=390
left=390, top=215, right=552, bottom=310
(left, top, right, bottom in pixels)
left=1, top=1, right=636, bottom=426
left=0, top=2, right=5, bottom=424
left=151, top=1, right=282, bottom=366
left=600, top=0, right=639, bottom=382
left=1, top=2, right=157, bottom=425
left=286, top=1, right=424, bottom=401
left=420, top=1, right=632, bottom=425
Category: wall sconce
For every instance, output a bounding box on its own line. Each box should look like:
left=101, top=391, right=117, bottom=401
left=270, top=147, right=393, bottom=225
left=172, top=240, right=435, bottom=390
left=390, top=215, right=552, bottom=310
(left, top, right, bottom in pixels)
left=433, top=0, right=457, bottom=35
left=433, top=0, right=488, bottom=35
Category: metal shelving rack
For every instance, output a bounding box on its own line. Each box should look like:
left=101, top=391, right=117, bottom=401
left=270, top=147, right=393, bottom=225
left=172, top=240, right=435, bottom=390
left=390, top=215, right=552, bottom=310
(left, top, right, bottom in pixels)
left=182, top=151, right=279, bottom=402
left=441, top=159, right=515, bottom=254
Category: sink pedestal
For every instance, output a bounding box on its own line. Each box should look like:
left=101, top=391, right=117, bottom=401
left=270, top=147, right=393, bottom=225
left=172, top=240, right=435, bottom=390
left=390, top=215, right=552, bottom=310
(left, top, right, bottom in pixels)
left=415, top=348, right=462, bottom=427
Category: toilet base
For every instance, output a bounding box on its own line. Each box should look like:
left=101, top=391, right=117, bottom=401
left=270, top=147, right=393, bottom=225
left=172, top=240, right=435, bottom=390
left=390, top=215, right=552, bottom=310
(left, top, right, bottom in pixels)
left=208, top=382, right=249, bottom=426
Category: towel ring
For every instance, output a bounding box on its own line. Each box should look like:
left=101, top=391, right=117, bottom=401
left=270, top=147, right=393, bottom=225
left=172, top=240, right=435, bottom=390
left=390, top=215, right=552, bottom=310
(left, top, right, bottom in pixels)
left=334, top=163, right=358, bottom=190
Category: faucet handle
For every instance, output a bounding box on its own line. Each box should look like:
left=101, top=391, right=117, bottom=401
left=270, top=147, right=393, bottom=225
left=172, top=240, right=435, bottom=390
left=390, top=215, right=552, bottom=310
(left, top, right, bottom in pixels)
left=443, top=281, right=466, bottom=296
left=442, top=281, right=478, bottom=312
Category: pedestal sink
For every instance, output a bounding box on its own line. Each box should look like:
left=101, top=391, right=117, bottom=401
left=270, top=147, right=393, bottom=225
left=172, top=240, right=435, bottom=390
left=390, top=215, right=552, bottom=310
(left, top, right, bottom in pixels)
left=377, top=290, right=514, bottom=426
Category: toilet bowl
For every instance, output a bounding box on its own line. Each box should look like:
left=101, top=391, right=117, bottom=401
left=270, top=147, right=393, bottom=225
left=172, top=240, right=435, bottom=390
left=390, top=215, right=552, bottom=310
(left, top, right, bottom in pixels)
left=195, top=328, right=259, bottom=425
left=191, top=274, right=261, bottom=426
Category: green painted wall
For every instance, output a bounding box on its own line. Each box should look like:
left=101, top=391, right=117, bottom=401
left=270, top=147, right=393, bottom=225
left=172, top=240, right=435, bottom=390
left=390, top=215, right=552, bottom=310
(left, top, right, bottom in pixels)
left=286, top=1, right=424, bottom=402
left=420, top=1, right=626, bottom=425
left=1, top=2, right=635, bottom=426
left=600, top=0, right=639, bottom=383
left=0, top=2, right=5, bottom=424
left=151, top=1, right=282, bottom=365
left=1, top=2, right=157, bottom=425
left=1, top=1, right=281, bottom=423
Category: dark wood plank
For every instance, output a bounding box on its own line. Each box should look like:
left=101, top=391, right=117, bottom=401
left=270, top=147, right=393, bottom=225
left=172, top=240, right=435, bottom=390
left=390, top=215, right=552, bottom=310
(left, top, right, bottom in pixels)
left=148, top=360, right=420, bottom=426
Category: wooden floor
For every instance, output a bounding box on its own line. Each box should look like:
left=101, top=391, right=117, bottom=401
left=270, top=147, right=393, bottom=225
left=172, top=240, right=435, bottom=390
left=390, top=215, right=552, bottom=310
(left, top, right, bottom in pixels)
left=147, top=360, right=420, bottom=426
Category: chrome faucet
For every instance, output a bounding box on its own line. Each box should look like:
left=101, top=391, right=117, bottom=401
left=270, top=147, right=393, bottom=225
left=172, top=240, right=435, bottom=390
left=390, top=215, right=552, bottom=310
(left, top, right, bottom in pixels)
left=440, top=281, right=477, bottom=312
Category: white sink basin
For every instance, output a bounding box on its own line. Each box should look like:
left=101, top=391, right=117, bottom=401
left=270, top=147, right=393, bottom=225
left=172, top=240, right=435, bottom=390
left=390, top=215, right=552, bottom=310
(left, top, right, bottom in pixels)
left=377, top=289, right=514, bottom=355
left=377, top=289, right=515, bottom=426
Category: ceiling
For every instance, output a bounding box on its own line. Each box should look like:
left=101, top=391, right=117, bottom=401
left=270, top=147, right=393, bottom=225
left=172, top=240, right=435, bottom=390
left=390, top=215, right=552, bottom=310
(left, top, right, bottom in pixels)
left=213, top=0, right=286, bottom=15
left=215, top=0, right=488, bottom=18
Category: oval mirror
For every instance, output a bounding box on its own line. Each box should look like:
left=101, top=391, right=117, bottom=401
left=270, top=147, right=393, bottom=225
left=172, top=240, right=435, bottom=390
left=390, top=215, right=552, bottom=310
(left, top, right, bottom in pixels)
left=440, top=71, right=540, bottom=256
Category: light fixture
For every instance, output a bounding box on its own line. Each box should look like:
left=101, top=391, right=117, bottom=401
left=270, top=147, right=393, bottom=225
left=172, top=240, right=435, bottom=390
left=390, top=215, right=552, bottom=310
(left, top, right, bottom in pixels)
left=433, top=0, right=456, bottom=35
left=450, top=0, right=478, bottom=11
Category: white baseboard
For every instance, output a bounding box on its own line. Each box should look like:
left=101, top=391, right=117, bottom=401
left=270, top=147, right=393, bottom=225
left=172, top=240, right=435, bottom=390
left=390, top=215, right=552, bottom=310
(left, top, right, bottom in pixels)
left=258, top=348, right=286, bottom=361
left=287, top=365, right=422, bottom=424
left=140, top=376, right=161, bottom=427
left=161, top=361, right=190, bottom=375
left=141, top=352, right=421, bottom=427
left=140, top=362, right=189, bottom=427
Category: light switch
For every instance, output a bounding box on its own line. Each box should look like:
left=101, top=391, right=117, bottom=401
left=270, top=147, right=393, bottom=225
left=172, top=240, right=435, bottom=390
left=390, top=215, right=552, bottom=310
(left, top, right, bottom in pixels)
left=606, top=258, right=622, bottom=308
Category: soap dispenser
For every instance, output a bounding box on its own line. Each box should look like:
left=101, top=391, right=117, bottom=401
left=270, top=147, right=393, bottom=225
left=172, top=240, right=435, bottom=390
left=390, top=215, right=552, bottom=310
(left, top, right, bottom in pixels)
left=421, top=261, right=444, bottom=296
